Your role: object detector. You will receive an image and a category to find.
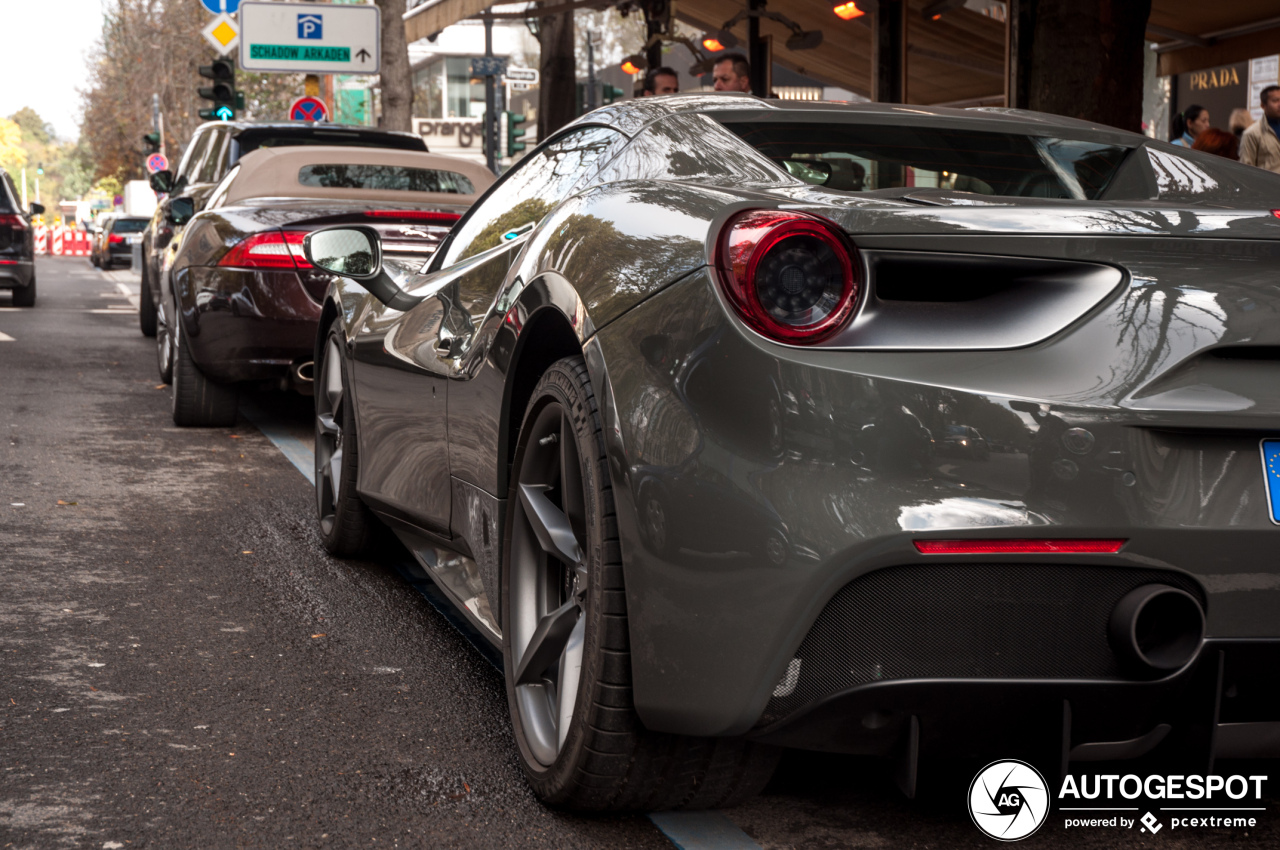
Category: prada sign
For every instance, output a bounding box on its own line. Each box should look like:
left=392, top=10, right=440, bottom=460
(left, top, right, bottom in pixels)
left=1189, top=66, right=1241, bottom=91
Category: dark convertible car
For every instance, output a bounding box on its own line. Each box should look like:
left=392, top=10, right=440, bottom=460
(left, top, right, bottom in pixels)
left=302, top=94, right=1280, bottom=810
left=158, top=145, right=493, bottom=426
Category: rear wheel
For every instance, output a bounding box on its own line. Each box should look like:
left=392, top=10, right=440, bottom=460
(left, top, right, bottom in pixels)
left=12, top=277, right=35, bottom=308
left=155, top=283, right=174, bottom=384
left=503, top=356, right=780, bottom=811
left=138, top=262, right=157, bottom=337
left=315, top=319, right=381, bottom=556
left=171, top=316, right=238, bottom=427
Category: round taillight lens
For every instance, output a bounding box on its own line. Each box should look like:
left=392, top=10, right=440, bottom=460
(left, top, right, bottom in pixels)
left=717, top=210, right=859, bottom=344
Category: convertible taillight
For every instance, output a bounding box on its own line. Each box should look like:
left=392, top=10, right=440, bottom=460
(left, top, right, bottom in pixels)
left=218, top=230, right=312, bottom=270
left=365, top=210, right=460, bottom=225
left=914, top=539, right=1126, bottom=554
left=716, top=209, right=859, bottom=344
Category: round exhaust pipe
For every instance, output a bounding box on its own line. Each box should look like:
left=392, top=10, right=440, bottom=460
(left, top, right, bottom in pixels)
left=292, top=360, right=315, bottom=384
left=1108, top=584, right=1204, bottom=675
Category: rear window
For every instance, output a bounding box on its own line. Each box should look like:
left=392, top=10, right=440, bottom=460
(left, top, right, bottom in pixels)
left=111, top=218, right=148, bottom=233
left=721, top=121, right=1130, bottom=200
left=298, top=164, right=474, bottom=195
left=235, top=131, right=426, bottom=158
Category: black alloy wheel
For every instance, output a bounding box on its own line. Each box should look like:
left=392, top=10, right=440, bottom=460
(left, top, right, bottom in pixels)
left=314, top=319, right=379, bottom=556
left=503, top=357, right=780, bottom=811
left=138, top=261, right=157, bottom=337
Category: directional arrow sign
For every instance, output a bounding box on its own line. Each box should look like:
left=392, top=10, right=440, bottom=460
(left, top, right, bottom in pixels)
left=239, top=1, right=380, bottom=75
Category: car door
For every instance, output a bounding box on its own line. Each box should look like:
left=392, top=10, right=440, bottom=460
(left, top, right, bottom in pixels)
left=351, top=126, right=627, bottom=534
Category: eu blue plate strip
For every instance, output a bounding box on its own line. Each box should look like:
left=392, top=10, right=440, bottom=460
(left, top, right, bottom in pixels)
left=1263, top=440, right=1280, bottom=523
left=240, top=400, right=315, bottom=485
left=246, top=400, right=763, bottom=850
left=648, top=812, right=762, bottom=850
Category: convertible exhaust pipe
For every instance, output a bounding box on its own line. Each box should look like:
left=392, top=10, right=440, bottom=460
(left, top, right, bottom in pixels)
left=292, top=360, right=315, bottom=384
left=1108, top=584, right=1204, bottom=675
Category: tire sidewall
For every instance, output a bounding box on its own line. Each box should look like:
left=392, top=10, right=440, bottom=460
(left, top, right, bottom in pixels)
left=316, top=320, right=363, bottom=551
left=502, top=360, right=610, bottom=801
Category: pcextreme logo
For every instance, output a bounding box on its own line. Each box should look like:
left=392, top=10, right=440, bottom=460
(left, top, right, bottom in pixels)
left=969, top=763, right=1270, bottom=841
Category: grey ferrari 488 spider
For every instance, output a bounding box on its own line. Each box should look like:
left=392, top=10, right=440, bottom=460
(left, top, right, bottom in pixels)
left=302, top=94, right=1280, bottom=810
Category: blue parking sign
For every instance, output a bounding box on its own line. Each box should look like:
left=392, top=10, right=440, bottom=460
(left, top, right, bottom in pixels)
left=298, top=13, right=323, bottom=40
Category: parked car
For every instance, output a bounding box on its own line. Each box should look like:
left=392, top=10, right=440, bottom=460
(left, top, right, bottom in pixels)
left=91, top=214, right=148, bottom=269
left=302, top=94, right=1280, bottom=810
left=0, top=167, right=43, bottom=307
left=138, top=121, right=428, bottom=342
left=159, top=144, right=493, bottom=426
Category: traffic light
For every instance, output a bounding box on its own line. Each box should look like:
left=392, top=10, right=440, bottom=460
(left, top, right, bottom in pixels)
left=35, top=163, right=43, bottom=176
left=505, top=111, right=527, bottom=157
left=198, top=59, right=238, bottom=121
left=143, top=132, right=161, bottom=154
left=602, top=84, right=624, bottom=105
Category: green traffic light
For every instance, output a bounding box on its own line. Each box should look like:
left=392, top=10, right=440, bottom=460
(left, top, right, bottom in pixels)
left=36, top=163, right=43, bottom=175
left=505, top=111, right=527, bottom=157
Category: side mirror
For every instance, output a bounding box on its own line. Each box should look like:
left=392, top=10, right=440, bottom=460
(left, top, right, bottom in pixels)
left=303, top=226, right=421, bottom=311
left=167, top=197, right=195, bottom=226
left=29, top=202, right=44, bottom=216
left=150, top=169, right=174, bottom=194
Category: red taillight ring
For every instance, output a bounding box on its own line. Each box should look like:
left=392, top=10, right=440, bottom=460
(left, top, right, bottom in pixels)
left=716, top=209, right=859, bottom=344
left=914, top=539, right=1126, bottom=555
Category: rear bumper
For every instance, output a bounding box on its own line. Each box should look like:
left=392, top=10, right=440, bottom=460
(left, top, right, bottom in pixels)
left=751, top=640, right=1280, bottom=763
left=0, top=259, right=33, bottom=289
left=175, top=265, right=322, bottom=383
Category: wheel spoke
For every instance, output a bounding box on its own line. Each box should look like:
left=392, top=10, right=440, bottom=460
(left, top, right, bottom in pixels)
left=323, top=339, right=344, bottom=415
left=316, top=412, right=340, bottom=437
left=514, top=597, right=581, bottom=686
left=556, top=616, right=585, bottom=750
left=329, top=447, right=343, bottom=495
left=518, top=483, right=582, bottom=566
left=559, top=413, right=586, bottom=545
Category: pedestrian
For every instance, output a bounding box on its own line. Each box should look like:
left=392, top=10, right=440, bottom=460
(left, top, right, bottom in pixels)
left=1191, top=127, right=1239, bottom=160
left=1170, top=104, right=1209, bottom=147
left=642, top=67, right=679, bottom=96
left=712, top=53, right=752, bottom=93
left=1241, top=86, right=1280, bottom=174
left=1229, top=108, right=1254, bottom=140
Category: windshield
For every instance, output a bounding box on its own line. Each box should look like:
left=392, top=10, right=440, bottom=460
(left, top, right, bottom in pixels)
left=721, top=120, right=1131, bottom=200
left=111, top=218, right=148, bottom=233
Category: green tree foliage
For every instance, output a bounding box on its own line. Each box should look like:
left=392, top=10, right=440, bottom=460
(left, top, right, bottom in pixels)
left=1, top=108, right=89, bottom=206
left=0, top=119, right=27, bottom=175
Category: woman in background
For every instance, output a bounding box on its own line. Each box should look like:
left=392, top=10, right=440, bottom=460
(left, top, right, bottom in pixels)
left=1191, top=127, right=1240, bottom=160
left=1229, top=108, right=1254, bottom=140
left=1171, top=105, right=1210, bottom=146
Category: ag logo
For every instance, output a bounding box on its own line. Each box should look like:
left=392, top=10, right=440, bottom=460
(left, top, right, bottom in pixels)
left=969, top=760, right=1050, bottom=841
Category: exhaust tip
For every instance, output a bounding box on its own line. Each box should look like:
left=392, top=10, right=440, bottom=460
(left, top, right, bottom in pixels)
left=292, top=360, right=315, bottom=383
left=1108, top=584, right=1204, bottom=675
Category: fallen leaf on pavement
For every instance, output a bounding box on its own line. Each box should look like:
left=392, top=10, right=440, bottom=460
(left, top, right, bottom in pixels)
left=154, top=384, right=166, bottom=390
left=56, top=500, right=78, bottom=506
left=241, top=550, right=253, bottom=554
left=311, top=634, right=326, bottom=639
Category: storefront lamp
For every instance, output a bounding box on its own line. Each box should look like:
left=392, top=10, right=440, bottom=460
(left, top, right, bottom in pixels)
left=833, top=2, right=868, bottom=19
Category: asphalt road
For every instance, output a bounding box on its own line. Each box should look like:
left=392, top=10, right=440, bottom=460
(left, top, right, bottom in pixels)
left=2, top=257, right=1278, bottom=849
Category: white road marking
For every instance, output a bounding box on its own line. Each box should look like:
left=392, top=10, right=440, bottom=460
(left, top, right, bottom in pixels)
left=87, top=308, right=138, bottom=315
left=0, top=331, right=13, bottom=342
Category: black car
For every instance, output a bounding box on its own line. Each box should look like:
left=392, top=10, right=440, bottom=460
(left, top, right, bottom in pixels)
left=0, top=167, right=43, bottom=307
left=138, top=122, right=427, bottom=339
left=91, top=215, right=148, bottom=270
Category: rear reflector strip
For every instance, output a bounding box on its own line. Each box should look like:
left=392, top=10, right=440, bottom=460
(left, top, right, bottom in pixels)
left=365, top=210, right=460, bottom=224
left=914, top=539, right=1126, bottom=555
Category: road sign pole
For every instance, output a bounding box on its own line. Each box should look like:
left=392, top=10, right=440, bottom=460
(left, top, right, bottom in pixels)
left=484, top=14, right=497, bottom=174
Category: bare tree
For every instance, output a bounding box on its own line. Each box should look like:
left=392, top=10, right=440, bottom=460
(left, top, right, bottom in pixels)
left=375, top=0, right=414, bottom=131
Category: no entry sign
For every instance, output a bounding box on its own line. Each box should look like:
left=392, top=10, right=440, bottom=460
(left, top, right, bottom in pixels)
left=289, top=96, right=328, bottom=122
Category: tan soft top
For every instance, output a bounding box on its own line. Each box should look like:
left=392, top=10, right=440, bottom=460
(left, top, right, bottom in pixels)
left=222, top=145, right=495, bottom=206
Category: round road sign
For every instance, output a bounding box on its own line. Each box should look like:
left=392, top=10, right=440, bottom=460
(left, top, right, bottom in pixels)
left=146, top=153, right=169, bottom=174
left=290, top=96, right=329, bottom=123
left=200, top=0, right=241, bottom=13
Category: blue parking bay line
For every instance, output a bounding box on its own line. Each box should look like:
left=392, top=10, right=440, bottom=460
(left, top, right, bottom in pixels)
left=648, top=812, right=762, bottom=850
left=244, top=400, right=762, bottom=850
left=240, top=400, right=315, bottom=485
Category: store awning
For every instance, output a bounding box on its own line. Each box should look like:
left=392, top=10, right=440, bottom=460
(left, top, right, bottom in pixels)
left=1148, top=1, right=1280, bottom=76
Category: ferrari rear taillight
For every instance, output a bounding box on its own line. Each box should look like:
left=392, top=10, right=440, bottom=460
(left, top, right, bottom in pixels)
left=716, top=209, right=859, bottom=344
left=914, top=539, right=1126, bottom=555
left=218, top=230, right=312, bottom=270
left=365, top=210, right=460, bottom=225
